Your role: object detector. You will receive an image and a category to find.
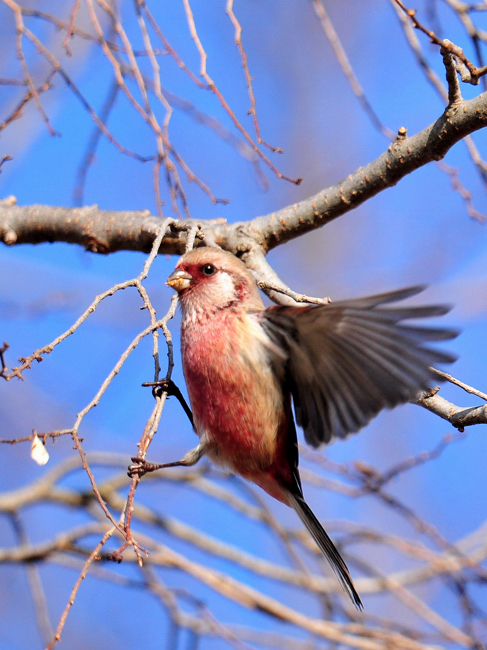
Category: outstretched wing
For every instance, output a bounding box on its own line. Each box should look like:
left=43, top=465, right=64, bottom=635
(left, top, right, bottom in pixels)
left=261, top=286, right=458, bottom=447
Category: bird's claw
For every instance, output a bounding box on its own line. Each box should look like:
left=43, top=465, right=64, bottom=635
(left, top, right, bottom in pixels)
left=106, top=550, right=124, bottom=563
left=141, top=378, right=176, bottom=399
left=128, top=457, right=161, bottom=478
left=153, top=380, right=171, bottom=399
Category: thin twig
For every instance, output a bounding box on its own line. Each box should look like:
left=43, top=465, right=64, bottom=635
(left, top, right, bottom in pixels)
left=61, top=0, right=82, bottom=55
left=256, top=280, right=331, bottom=305
left=180, top=0, right=302, bottom=185
left=0, top=429, right=73, bottom=444
left=73, top=80, right=119, bottom=206
left=0, top=341, right=9, bottom=377
left=46, top=527, right=116, bottom=649
left=226, top=0, right=283, bottom=152
left=431, top=368, right=487, bottom=401
left=393, top=0, right=487, bottom=83
left=9, top=513, right=54, bottom=645
left=312, top=0, right=395, bottom=140
left=3, top=0, right=58, bottom=135
left=0, top=71, right=55, bottom=134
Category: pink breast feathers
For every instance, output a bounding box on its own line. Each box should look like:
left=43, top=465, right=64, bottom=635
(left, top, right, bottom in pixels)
left=181, top=310, right=284, bottom=481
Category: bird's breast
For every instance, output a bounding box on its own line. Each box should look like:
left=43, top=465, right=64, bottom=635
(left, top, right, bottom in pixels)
left=180, top=310, right=284, bottom=474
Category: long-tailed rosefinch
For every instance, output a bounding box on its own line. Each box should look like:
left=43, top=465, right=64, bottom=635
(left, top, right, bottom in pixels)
left=163, top=247, right=457, bottom=608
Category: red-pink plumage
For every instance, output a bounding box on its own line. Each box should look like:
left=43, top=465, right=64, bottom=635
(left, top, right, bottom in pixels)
left=179, top=276, right=292, bottom=503
left=166, top=246, right=458, bottom=609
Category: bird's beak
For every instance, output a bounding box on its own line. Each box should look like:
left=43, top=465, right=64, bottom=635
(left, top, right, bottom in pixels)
left=167, top=269, right=192, bottom=292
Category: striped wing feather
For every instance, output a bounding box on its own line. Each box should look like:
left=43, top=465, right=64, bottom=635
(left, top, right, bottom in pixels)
left=262, top=286, right=458, bottom=447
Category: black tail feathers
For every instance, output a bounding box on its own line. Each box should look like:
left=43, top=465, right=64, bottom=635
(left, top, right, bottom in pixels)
left=288, top=492, right=363, bottom=609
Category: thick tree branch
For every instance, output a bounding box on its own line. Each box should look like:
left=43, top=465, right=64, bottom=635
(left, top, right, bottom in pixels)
left=241, top=90, right=487, bottom=252
left=2, top=89, right=487, bottom=258
left=0, top=197, right=195, bottom=255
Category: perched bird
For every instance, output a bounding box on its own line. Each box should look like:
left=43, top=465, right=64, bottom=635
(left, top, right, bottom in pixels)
left=164, top=247, right=457, bottom=608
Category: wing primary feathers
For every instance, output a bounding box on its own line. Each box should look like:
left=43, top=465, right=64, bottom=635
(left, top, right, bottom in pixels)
left=329, top=285, right=426, bottom=309
left=394, top=324, right=458, bottom=342
left=287, top=491, right=363, bottom=609
left=261, top=286, right=459, bottom=447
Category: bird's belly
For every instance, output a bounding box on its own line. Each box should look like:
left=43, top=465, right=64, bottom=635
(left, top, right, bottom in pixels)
left=182, top=332, right=282, bottom=475
left=193, top=373, right=278, bottom=470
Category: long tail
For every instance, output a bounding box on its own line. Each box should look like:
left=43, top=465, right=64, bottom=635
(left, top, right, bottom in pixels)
left=288, top=492, right=363, bottom=609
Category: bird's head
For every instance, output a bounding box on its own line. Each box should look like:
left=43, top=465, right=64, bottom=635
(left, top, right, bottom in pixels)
left=167, top=248, right=264, bottom=317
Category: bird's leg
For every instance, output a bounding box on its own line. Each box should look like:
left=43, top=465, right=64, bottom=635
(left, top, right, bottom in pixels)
left=128, top=441, right=207, bottom=478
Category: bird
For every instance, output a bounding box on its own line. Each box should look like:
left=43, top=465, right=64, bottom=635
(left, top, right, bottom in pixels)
left=161, top=246, right=457, bottom=608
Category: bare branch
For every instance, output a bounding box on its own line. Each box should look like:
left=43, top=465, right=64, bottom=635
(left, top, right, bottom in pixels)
left=9, top=513, right=53, bottom=645
left=46, top=527, right=116, bottom=649
left=432, top=368, right=487, bottom=401
left=393, top=0, right=487, bottom=84
left=226, top=0, right=283, bottom=153
left=257, top=281, right=331, bottom=305
left=441, top=44, right=463, bottom=105
left=237, top=89, right=487, bottom=252
left=3, top=85, right=487, bottom=257
left=312, top=0, right=395, bottom=140
left=1, top=4, right=487, bottom=645
left=0, top=341, right=9, bottom=377
left=417, top=390, right=487, bottom=430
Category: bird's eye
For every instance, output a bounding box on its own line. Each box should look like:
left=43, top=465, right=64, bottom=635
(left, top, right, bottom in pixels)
left=201, top=264, right=216, bottom=276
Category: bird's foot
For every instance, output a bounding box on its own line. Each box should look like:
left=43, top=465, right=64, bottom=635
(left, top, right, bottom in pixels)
left=141, top=378, right=194, bottom=427
left=128, top=457, right=165, bottom=478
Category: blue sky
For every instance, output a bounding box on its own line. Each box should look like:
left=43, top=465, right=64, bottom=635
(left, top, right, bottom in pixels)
left=0, top=1, right=486, bottom=648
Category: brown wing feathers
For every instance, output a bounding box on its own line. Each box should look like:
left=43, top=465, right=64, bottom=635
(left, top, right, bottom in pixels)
left=262, top=287, right=458, bottom=447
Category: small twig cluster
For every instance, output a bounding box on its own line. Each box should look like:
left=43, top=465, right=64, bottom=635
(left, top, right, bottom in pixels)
left=1, top=2, right=487, bottom=648
left=1, top=226, right=486, bottom=646
left=394, top=0, right=487, bottom=85
left=1, top=430, right=486, bottom=649
left=1, top=0, right=301, bottom=219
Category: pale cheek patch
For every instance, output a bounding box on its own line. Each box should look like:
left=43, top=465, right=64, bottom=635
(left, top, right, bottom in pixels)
left=180, top=272, right=238, bottom=322
left=208, top=272, right=236, bottom=305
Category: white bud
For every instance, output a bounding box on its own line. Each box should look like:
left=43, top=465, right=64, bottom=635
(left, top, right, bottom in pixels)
left=31, top=434, right=49, bottom=466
